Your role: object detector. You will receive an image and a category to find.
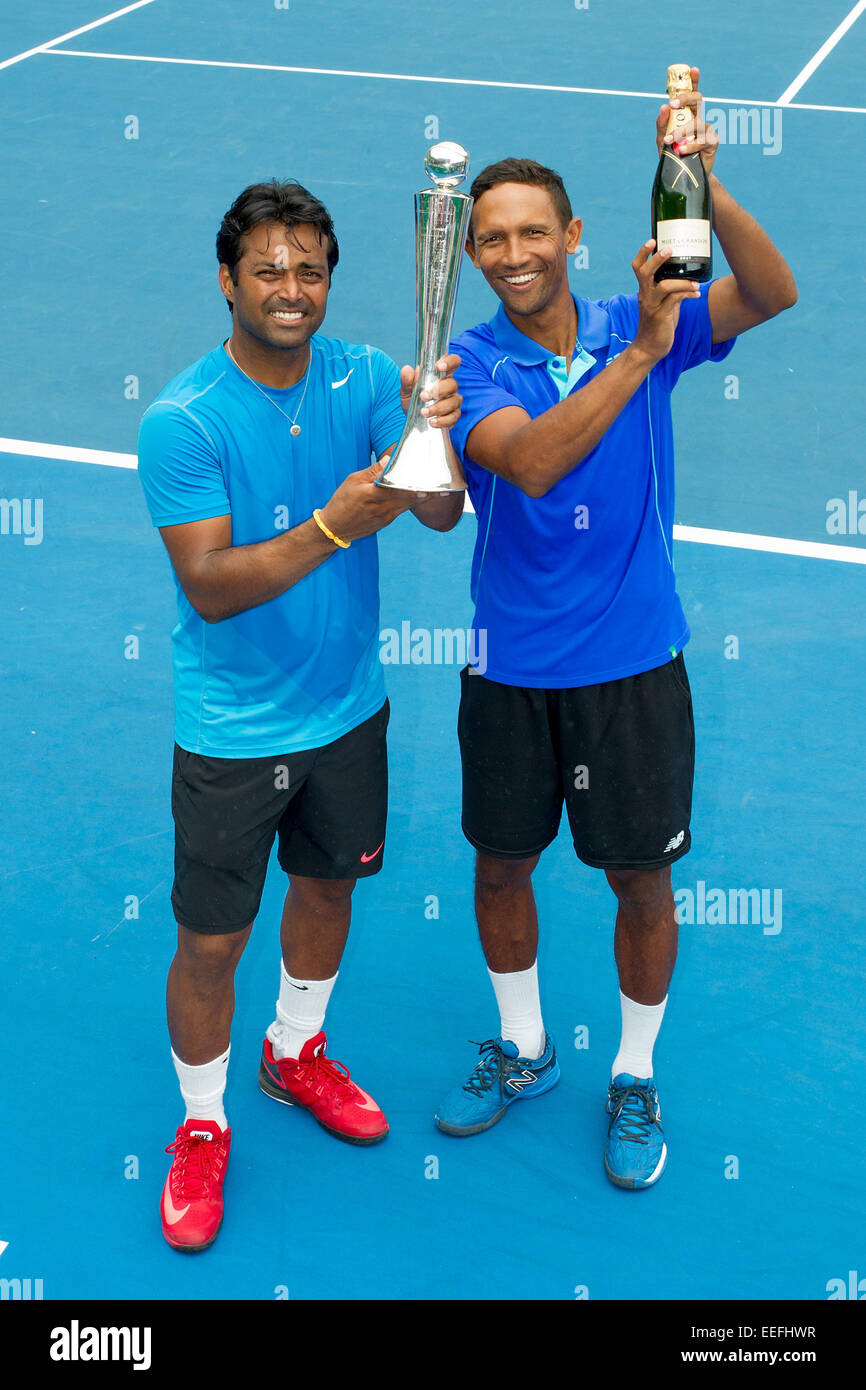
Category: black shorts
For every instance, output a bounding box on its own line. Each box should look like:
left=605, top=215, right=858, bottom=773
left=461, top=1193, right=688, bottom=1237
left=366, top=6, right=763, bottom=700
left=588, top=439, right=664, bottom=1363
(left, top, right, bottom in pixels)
left=171, top=701, right=389, bottom=934
left=458, top=656, right=694, bottom=870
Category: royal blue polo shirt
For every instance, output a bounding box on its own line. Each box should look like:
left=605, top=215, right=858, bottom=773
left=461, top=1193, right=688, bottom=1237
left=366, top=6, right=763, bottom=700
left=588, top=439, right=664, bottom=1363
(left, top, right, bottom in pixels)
left=449, top=283, right=735, bottom=687
left=137, top=336, right=406, bottom=757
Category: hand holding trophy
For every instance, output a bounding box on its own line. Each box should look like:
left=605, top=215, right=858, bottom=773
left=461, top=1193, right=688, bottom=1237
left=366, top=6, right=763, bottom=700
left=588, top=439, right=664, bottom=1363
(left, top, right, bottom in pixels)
left=377, top=141, right=473, bottom=493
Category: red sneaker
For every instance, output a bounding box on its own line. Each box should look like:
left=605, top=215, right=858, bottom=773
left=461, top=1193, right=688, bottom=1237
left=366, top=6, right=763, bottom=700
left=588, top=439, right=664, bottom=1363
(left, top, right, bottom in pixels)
left=160, top=1119, right=231, bottom=1252
left=258, top=1032, right=389, bottom=1145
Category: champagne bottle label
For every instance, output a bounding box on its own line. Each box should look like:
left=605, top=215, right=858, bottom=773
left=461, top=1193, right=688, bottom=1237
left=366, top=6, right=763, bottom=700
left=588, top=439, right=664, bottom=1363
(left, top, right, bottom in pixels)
left=655, top=218, right=711, bottom=259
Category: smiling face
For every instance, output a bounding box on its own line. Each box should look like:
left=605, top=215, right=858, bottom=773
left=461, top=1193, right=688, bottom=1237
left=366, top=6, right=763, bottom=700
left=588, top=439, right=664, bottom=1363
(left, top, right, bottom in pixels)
left=466, top=182, right=582, bottom=322
left=218, top=219, right=331, bottom=353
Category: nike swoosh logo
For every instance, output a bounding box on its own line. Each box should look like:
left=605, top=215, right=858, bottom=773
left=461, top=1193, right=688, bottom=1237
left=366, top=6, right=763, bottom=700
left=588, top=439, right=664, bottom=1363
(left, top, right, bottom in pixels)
left=331, top=369, right=354, bottom=389
left=162, top=1183, right=190, bottom=1226
left=290, top=983, right=309, bottom=991
left=353, top=1087, right=380, bottom=1112
left=360, top=840, right=384, bottom=863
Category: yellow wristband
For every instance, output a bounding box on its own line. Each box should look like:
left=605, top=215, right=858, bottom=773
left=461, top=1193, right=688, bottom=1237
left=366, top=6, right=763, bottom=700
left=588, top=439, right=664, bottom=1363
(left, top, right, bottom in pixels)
left=312, top=508, right=350, bottom=549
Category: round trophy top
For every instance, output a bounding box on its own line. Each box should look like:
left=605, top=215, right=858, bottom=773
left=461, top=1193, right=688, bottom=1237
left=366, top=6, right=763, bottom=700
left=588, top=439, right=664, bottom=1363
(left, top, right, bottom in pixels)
left=425, top=141, right=470, bottom=188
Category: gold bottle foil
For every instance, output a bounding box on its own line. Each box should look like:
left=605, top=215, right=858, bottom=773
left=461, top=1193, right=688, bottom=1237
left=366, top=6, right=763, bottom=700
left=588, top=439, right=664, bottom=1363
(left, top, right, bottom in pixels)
left=664, top=63, right=695, bottom=142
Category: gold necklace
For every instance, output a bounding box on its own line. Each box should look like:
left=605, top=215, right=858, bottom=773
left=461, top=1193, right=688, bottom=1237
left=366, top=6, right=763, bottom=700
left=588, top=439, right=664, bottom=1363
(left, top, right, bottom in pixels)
left=224, top=339, right=311, bottom=437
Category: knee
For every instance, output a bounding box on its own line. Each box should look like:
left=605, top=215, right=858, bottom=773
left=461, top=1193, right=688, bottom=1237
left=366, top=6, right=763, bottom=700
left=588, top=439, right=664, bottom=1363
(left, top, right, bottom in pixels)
left=175, top=924, right=250, bottom=983
left=607, top=867, right=671, bottom=915
left=289, top=876, right=356, bottom=911
left=475, top=853, right=539, bottom=901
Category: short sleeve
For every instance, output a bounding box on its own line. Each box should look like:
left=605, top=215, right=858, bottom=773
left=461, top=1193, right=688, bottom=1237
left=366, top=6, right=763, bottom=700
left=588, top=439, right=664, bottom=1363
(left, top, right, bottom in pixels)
left=449, top=335, right=529, bottom=464
left=654, top=280, right=736, bottom=391
left=368, top=348, right=407, bottom=457
left=137, top=401, right=231, bottom=528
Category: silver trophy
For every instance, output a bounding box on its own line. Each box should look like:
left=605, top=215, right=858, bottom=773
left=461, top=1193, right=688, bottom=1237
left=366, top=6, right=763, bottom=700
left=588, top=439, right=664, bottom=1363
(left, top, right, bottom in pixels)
left=377, top=141, right=473, bottom=493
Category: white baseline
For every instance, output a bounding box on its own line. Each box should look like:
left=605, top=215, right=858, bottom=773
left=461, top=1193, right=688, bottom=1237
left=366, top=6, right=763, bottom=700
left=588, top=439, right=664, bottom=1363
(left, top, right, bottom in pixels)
left=0, top=1, right=156, bottom=73
left=41, top=49, right=866, bottom=116
left=1, top=436, right=863, bottom=565
left=0, top=436, right=137, bottom=470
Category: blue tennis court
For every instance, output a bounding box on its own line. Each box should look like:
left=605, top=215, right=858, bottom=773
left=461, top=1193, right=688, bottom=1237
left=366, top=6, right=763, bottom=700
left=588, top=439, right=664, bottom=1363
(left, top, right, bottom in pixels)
left=0, top=0, right=864, bottom=1306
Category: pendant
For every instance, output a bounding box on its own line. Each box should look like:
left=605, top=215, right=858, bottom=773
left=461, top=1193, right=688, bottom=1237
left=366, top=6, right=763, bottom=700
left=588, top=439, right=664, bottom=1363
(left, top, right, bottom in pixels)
left=290, top=424, right=301, bottom=437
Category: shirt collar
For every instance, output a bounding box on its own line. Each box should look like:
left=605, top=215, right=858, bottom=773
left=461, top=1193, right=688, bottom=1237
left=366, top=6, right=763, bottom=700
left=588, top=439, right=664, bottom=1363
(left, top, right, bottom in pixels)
left=490, top=294, right=612, bottom=363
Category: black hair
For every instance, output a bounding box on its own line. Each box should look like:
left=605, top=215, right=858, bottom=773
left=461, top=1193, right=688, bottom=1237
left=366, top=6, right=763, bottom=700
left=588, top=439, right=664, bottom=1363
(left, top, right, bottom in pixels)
left=216, top=179, right=339, bottom=312
left=467, top=158, right=573, bottom=240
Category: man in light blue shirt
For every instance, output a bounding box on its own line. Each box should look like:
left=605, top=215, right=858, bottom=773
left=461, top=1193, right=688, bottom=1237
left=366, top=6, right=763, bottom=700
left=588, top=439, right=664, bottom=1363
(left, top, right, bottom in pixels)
left=139, top=180, right=463, bottom=1252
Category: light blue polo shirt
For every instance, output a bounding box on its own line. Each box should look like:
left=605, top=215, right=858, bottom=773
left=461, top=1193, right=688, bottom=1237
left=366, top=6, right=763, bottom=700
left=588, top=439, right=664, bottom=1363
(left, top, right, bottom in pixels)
left=449, top=283, right=735, bottom=687
left=138, top=336, right=406, bottom=756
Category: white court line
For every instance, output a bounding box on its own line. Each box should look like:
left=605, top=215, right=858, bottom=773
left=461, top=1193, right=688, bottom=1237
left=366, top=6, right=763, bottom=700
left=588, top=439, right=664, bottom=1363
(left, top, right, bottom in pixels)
left=775, top=99, right=866, bottom=114
left=777, top=0, right=866, bottom=104
left=0, top=1, right=156, bottom=73
left=673, top=523, right=866, bottom=566
left=40, top=49, right=866, bottom=114
left=2, top=436, right=863, bottom=565
left=0, top=436, right=136, bottom=469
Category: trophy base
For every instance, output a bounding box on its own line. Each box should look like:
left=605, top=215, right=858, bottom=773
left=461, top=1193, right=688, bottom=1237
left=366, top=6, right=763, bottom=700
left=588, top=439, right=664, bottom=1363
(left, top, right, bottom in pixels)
left=377, top=476, right=466, bottom=495
left=376, top=423, right=466, bottom=494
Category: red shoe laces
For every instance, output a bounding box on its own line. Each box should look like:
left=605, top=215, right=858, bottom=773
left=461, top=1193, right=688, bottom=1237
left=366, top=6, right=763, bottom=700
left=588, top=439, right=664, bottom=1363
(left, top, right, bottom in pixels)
left=301, top=1049, right=355, bottom=1097
left=165, top=1133, right=221, bottom=1198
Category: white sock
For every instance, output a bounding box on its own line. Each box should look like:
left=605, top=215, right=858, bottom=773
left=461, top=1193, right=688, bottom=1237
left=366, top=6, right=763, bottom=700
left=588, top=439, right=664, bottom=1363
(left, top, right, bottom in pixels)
left=171, top=1046, right=230, bottom=1130
left=487, top=962, right=546, bottom=1060
left=611, top=992, right=668, bottom=1080
left=267, top=961, right=338, bottom=1061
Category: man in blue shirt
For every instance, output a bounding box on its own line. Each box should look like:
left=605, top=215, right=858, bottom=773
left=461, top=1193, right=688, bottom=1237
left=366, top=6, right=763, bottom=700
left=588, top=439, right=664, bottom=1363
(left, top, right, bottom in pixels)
left=139, top=180, right=463, bottom=1251
left=435, top=71, right=797, bottom=1188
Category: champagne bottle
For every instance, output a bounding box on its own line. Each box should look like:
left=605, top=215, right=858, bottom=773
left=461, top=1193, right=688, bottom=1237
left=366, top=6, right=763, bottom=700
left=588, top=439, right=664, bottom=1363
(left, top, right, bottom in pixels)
left=651, top=63, right=712, bottom=283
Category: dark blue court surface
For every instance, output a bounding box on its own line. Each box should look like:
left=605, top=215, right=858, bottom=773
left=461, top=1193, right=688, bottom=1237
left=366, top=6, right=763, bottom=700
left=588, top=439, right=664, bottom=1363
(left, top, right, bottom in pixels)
left=0, top=1, right=864, bottom=1305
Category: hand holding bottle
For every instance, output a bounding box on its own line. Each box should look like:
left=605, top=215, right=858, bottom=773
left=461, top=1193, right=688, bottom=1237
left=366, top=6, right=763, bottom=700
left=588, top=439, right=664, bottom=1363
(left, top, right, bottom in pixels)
left=655, top=65, right=719, bottom=173
left=630, top=239, right=701, bottom=365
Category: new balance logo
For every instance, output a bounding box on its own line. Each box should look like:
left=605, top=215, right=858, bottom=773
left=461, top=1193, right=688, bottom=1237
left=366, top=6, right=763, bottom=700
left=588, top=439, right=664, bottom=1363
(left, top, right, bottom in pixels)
left=663, top=830, right=685, bottom=854
left=507, top=1070, right=539, bottom=1093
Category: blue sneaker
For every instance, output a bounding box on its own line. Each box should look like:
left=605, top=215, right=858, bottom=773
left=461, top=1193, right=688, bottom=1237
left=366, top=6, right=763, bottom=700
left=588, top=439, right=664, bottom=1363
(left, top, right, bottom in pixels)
left=435, top=1035, right=560, bottom=1136
left=604, top=1073, right=667, bottom=1189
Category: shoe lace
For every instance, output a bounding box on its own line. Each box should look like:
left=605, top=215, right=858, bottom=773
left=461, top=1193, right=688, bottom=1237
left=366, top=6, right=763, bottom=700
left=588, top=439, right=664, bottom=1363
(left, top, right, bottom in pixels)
left=165, top=1133, right=220, bottom=1198
left=302, top=1049, right=356, bottom=1098
left=608, top=1082, right=658, bottom=1146
left=463, top=1038, right=511, bottom=1100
